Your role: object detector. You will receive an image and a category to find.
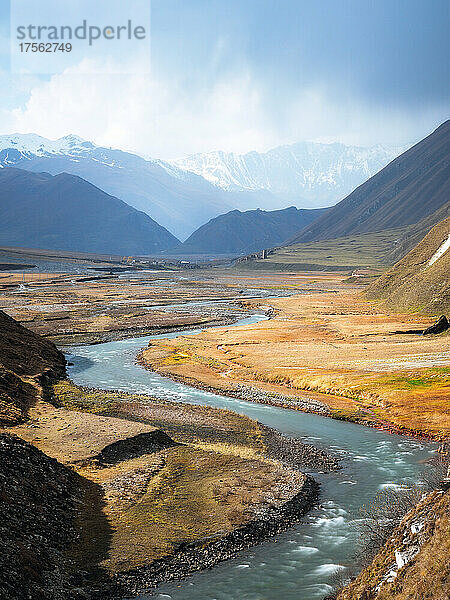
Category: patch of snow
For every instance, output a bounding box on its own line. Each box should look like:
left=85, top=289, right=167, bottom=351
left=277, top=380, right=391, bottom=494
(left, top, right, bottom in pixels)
left=395, top=546, right=419, bottom=569
left=411, top=520, right=424, bottom=535
left=428, top=233, right=450, bottom=267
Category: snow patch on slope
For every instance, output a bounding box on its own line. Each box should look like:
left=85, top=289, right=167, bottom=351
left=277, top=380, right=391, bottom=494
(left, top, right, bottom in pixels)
left=428, top=233, right=450, bottom=266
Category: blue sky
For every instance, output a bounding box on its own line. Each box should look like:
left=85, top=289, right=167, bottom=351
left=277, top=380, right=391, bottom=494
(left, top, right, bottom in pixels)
left=0, top=0, right=449, bottom=157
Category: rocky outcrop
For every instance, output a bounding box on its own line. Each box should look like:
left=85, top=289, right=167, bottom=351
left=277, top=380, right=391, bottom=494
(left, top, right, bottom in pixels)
left=92, top=430, right=179, bottom=465
left=0, top=310, right=65, bottom=378
left=0, top=434, right=87, bottom=600
left=423, top=314, right=449, bottom=335
left=0, top=310, right=66, bottom=423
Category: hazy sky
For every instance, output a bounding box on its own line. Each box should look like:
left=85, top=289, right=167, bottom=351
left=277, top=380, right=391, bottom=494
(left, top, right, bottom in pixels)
left=1, top=0, right=449, bottom=158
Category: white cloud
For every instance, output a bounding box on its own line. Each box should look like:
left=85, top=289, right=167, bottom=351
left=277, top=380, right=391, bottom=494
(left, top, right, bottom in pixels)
left=3, top=58, right=276, bottom=158
left=1, top=57, right=447, bottom=158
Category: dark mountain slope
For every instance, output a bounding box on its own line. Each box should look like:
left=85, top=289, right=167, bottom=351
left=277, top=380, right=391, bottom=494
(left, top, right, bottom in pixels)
left=367, top=215, right=450, bottom=314
left=0, top=167, right=179, bottom=254
left=288, top=120, right=450, bottom=244
left=0, top=308, right=66, bottom=424
left=9, top=150, right=235, bottom=241
left=177, top=206, right=327, bottom=255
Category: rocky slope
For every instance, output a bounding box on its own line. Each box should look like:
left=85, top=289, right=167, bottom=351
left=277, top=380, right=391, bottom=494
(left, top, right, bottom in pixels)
left=0, top=167, right=179, bottom=254
left=367, top=215, right=450, bottom=314
left=336, top=487, right=450, bottom=600
left=0, top=308, right=65, bottom=424
left=383, top=201, right=450, bottom=265
left=0, top=434, right=87, bottom=600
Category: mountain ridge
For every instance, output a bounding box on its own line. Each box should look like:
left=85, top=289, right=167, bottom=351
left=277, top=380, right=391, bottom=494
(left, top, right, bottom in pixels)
left=0, top=133, right=407, bottom=239
left=0, top=167, right=179, bottom=255
left=176, top=206, right=327, bottom=255
left=287, top=120, right=450, bottom=244
left=0, top=134, right=233, bottom=240
left=168, top=140, right=406, bottom=207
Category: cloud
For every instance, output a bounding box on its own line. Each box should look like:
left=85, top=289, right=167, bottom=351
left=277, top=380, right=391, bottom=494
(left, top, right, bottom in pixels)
left=1, top=57, right=447, bottom=158
left=4, top=58, right=276, bottom=158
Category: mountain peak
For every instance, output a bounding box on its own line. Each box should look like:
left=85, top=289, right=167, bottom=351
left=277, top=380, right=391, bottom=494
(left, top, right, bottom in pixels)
left=166, top=140, right=408, bottom=205
left=57, top=134, right=87, bottom=145
left=0, top=132, right=91, bottom=156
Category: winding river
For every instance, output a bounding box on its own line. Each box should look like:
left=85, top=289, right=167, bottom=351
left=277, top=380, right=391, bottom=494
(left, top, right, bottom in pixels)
left=66, top=313, right=436, bottom=600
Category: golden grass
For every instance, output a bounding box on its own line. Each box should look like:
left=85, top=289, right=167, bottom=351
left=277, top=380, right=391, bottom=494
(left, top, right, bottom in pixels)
left=140, top=288, right=450, bottom=439
left=43, top=380, right=304, bottom=574
left=84, top=445, right=303, bottom=573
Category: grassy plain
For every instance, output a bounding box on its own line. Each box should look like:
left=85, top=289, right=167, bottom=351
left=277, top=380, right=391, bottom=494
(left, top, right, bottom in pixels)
left=140, top=274, right=450, bottom=439
left=241, top=228, right=406, bottom=270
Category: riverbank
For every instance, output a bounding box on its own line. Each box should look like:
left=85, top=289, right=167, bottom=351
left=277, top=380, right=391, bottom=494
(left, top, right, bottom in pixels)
left=336, top=486, right=450, bottom=600
left=1, top=307, right=341, bottom=599
left=14, top=379, right=334, bottom=598
left=111, top=475, right=319, bottom=598
left=67, top=321, right=443, bottom=600
left=139, top=287, right=449, bottom=441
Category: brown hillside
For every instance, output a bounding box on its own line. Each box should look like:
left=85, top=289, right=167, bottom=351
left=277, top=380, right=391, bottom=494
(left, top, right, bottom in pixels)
left=0, top=310, right=66, bottom=423
left=337, top=488, right=450, bottom=600
left=384, top=200, right=450, bottom=265
left=367, top=216, right=450, bottom=315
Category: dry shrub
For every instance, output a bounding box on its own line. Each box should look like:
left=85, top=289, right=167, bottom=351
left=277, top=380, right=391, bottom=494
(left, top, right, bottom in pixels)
left=329, top=456, right=449, bottom=597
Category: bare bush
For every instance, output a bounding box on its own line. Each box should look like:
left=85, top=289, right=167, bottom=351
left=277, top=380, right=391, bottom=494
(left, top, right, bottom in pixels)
left=357, top=456, right=449, bottom=565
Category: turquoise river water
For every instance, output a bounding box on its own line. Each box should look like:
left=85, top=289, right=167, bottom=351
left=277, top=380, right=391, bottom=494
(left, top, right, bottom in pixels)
left=66, top=313, right=436, bottom=600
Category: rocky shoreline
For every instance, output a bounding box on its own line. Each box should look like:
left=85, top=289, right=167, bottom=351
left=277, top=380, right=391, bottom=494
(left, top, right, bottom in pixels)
left=98, top=475, right=320, bottom=599
left=137, top=354, right=447, bottom=443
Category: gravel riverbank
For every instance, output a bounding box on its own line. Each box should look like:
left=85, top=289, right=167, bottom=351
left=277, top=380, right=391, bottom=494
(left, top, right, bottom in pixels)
left=96, top=476, right=320, bottom=599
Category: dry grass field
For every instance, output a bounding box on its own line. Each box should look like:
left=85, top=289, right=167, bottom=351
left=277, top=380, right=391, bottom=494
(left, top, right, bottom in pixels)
left=140, top=277, right=450, bottom=439
left=8, top=380, right=309, bottom=576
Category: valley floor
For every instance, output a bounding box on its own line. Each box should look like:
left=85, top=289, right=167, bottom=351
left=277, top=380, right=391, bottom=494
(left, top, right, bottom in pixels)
left=1, top=265, right=449, bottom=599
left=0, top=268, right=338, bottom=598
left=139, top=273, right=450, bottom=440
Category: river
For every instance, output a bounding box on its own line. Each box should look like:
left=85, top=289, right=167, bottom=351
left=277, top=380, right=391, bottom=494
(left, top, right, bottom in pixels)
left=66, top=312, right=436, bottom=600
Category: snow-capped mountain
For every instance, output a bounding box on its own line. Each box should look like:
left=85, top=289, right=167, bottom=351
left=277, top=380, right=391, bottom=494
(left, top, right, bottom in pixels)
left=168, top=142, right=407, bottom=207
left=0, top=133, right=408, bottom=238
left=0, top=133, right=234, bottom=240
left=0, top=133, right=91, bottom=157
